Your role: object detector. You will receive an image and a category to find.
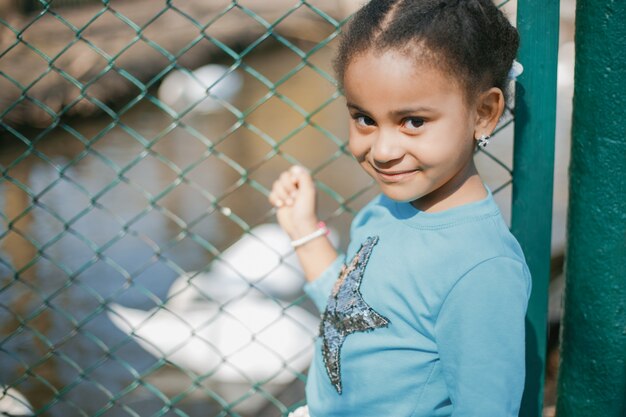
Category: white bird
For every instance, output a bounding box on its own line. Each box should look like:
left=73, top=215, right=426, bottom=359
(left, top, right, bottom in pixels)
left=211, top=223, right=339, bottom=300
left=108, top=290, right=318, bottom=382
left=106, top=223, right=340, bottom=413
left=0, top=386, right=34, bottom=417
left=211, top=223, right=305, bottom=300
left=108, top=278, right=318, bottom=414
left=157, top=64, right=243, bottom=114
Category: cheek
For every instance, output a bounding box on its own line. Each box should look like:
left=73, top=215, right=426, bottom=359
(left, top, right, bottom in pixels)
left=422, top=127, right=474, bottom=163
left=347, top=130, right=368, bottom=161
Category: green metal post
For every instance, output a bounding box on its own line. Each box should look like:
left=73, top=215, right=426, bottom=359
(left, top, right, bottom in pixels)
left=511, top=0, right=559, bottom=416
left=556, top=0, right=626, bottom=415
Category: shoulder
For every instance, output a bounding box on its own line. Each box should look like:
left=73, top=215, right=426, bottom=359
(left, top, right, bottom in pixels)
left=446, top=256, right=532, bottom=310
left=433, top=256, right=532, bottom=348
left=351, top=194, right=397, bottom=230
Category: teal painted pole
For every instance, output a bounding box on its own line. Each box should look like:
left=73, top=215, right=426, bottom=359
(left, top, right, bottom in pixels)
left=511, top=0, right=559, bottom=416
left=556, top=0, right=626, bottom=414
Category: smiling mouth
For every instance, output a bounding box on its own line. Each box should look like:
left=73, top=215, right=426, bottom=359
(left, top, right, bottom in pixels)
left=372, top=166, right=421, bottom=182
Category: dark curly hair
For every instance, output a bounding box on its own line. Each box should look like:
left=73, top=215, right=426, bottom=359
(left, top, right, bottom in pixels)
left=334, top=0, right=519, bottom=102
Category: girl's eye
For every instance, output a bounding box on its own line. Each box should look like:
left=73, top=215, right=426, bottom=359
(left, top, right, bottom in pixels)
left=355, top=115, right=375, bottom=127
left=403, top=117, right=425, bottom=130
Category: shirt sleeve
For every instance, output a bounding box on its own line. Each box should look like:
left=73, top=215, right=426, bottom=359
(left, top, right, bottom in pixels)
left=303, top=196, right=381, bottom=312
left=434, top=256, right=532, bottom=417
left=303, top=255, right=344, bottom=312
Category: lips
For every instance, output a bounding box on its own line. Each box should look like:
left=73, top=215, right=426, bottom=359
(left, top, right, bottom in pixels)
left=372, top=166, right=421, bottom=182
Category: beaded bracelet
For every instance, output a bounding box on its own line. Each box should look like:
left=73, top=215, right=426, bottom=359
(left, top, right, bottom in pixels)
left=290, top=222, right=329, bottom=248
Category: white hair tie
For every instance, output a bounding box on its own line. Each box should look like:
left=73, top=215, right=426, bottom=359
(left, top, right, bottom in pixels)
left=508, top=60, right=524, bottom=81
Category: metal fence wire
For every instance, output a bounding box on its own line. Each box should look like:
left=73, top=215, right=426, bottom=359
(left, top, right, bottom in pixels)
left=0, top=1, right=529, bottom=416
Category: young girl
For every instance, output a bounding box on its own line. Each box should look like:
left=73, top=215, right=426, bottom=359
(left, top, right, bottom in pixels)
left=269, top=0, right=531, bottom=415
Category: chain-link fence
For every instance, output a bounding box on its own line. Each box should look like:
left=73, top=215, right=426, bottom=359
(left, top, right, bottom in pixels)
left=0, top=1, right=549, bottom=416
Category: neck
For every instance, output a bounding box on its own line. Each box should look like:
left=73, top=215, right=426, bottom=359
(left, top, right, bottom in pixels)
left=411, top=160, right=487, bottom=213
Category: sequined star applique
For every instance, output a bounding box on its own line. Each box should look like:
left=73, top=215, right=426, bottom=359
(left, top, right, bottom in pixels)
left=320, top=236, right=389, bottom=394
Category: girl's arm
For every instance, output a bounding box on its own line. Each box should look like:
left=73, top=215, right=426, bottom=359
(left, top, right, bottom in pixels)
left=269, top=165, right=338, bottom=282
left=434, top=257, right=531, bottom=416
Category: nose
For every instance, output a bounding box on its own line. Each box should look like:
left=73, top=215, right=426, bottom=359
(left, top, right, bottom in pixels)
left=371, top=128, right=404, bottom=165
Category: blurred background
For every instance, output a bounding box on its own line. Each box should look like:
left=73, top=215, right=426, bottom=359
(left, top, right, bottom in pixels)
left=0, top=0, right=572, bottom=416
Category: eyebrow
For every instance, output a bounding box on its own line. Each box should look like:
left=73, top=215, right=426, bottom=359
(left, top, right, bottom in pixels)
left=346, top=103, right=366, bottom=112
left=346, top=102, right=435, bottom=116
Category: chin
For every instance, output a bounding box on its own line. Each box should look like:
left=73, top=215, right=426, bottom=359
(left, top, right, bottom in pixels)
left=378, top=188, right=424, bottom=204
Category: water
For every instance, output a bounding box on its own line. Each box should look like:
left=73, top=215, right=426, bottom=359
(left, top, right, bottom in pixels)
left=0, top=37, right=570, bottom=415
left=0, top=43, right=366, bottom=417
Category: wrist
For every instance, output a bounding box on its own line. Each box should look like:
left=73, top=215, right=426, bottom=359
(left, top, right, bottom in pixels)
left=290, top=218, right=321, bottom=240
left=290, top=221, right=329, bottom=249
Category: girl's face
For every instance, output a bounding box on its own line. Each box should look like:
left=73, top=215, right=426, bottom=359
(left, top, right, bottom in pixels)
left=343, top=49, right=491, bottom=212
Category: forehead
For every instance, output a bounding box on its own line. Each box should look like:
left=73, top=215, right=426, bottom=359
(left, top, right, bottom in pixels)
left=343, top=50, right=467, bottom=111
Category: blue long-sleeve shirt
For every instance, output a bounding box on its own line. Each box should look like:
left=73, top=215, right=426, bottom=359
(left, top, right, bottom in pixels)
left=304, top=190, right=531, bottom=417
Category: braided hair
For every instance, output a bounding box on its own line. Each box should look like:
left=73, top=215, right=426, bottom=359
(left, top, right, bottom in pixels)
left=334, top=0, right=519, bottom=102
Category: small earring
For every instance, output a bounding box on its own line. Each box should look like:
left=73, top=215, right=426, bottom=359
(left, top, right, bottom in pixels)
left=476, top=134, right=491, bottom=148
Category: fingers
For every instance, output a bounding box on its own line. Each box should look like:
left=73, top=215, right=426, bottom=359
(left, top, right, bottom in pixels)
left=269, top=165, right=313, bottom=208
left=289, top=165, right=315, bottom=196
left=269, top=170, right=297, bottom=207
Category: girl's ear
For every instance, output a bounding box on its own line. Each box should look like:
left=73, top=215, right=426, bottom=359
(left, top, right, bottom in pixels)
left=474, top=87, right=505, bottom=137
